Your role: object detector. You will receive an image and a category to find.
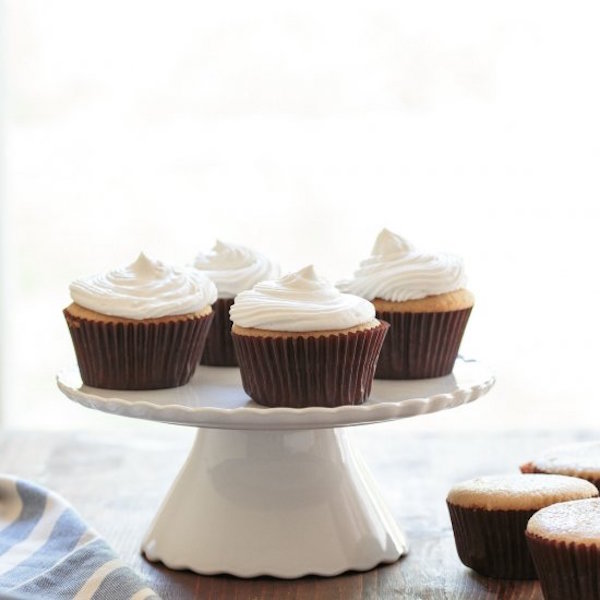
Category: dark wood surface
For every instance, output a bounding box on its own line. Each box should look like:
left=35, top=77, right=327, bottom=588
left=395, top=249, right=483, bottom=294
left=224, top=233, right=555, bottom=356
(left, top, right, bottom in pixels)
left=1, top=427, right=596, bottom=599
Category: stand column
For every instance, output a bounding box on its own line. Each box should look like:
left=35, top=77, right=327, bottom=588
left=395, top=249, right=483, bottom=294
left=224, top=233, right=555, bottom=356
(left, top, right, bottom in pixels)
left=142, top=427, right=407, bottom=578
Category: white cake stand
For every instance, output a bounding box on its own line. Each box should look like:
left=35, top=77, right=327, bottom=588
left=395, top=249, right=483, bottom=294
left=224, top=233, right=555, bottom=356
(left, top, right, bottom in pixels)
left=56, top=358, right=494, bottom=579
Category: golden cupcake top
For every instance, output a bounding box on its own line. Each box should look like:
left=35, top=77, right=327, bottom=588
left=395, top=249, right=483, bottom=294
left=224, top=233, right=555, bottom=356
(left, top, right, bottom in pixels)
left=373, top=289, right=474, bottom=313
left=447, top=474, right=598, bottom=511
left=528, top=442, right=600, bottom=479
left=527, top=498, right=600, bottom=545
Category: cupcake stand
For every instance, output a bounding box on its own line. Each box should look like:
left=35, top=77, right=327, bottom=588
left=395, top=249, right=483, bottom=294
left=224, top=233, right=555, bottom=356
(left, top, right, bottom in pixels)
left=56, top=358, right=494, bottom=579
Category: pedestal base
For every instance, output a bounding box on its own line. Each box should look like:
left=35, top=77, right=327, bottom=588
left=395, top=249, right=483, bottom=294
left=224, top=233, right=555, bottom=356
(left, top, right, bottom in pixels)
left=142, top=428, right=407, bottom=578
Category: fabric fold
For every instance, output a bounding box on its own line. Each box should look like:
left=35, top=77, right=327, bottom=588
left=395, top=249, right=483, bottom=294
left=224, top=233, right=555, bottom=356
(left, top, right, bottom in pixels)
left=0, top=476, right=159, bottom=600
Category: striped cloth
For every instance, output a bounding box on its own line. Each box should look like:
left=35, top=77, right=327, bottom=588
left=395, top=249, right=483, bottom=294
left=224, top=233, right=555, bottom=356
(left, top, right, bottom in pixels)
left=0, top=476, right=160, bottom=600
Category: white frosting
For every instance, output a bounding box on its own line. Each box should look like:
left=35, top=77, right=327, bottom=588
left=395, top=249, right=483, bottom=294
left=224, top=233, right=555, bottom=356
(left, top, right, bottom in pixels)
left=70, top=253, right=217, bottom=319
left=193, top=240, right=279, bottom=299
left=533, top=442, right=600, bottom=478
left=527, top=498, right=600, bottom=545
left=229, top=265, right=376, bottom=332
left=447, top=474, right=598, bottom=511
left=338, top=228, right=467, bottom=302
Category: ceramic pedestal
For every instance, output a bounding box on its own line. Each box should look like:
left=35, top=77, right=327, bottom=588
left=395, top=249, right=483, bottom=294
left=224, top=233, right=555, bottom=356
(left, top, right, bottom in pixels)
left=142, top=427, right=406, bottom=578
left=57, top=358, right=494, bottom=578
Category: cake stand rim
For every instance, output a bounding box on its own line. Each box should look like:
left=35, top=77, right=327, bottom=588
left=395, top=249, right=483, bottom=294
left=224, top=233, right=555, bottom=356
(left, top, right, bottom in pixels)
left=56, top=357, right=494, bottom=430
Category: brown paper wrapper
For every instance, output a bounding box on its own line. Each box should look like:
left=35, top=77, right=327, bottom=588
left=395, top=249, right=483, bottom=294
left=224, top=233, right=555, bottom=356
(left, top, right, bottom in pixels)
left=527, top=533, right=600, bottom=599
left=200, top=298, right=238, bottom=367
left=375, top=308, right=472, bottom=379
left=519, top=464, right=600, bottom=492
left=64, top=308, right=214, bottom=390
left=519, top=461, right=537, bottom=474
left=231, top=321, right=389, bottom=408
left=447, top=502, right=538, bottom=579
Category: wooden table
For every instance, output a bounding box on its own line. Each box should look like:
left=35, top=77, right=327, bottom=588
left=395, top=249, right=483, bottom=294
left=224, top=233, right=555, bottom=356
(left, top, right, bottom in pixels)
left=1, top=427, right=595, bottom=599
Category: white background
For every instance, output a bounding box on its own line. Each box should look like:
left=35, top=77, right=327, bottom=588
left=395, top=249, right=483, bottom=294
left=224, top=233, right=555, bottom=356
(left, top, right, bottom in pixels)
left=2, top=1, right=600, bottom=430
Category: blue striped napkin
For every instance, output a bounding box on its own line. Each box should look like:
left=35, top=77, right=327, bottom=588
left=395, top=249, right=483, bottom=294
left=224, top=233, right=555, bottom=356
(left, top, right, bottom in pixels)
left=0, top=476, right=160, bottom=600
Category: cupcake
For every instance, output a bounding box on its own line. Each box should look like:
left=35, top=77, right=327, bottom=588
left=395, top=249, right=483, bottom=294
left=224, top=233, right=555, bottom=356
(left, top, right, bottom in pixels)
left=447, top=474, right=598, bottom=579
left=64, top=253, right=217, bottom=390
left=520, top=442, right=600, bottom=490
left=527, top=498, right=600, bottom=599
left=229, top=265, right=388, bottom=408
left=193, top=240, right=279, bottom=366
left=338, top=228, right=474, bottom=379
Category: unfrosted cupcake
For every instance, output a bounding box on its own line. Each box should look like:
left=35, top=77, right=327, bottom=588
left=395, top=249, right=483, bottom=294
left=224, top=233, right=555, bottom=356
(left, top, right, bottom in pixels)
left=229, top=265, right=389, bottom=408
left=527, top=498, right=600, bottom=599
left=520, top=442, right=600, bottom=490
left=64, top=253, right=217, bottom=390
left=193, top=241, right=279, bottom=366
left=447, top=474, right=598, bottom=579
left=338, top=228, right=474, bottom=379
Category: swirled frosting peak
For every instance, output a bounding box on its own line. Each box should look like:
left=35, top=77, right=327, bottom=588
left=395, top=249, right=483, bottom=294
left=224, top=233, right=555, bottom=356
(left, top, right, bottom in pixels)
left=193, top=240, right=280, bottom=299
left=337, top=229, right=467, bottom=302
left=229, top=265, right=375, bottom=331
left=69, top=252, right=217, bottom=319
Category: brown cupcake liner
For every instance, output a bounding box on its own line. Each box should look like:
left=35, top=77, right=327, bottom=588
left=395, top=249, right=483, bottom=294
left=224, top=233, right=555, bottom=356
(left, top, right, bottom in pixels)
left=447, top=502, right=538, bottom=579
left=527, top=533, right=600, bottom=599
left=375, top=307, right=472, bottom=379
left=64, top=309, right=214, bottom=390
left=519, top=464, right=600, bottom=492
left=231, top=321, right=389, bottom=408
left=200, top=298, right=238, bottom=367
left=519, top=461, right=537, bottom=474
